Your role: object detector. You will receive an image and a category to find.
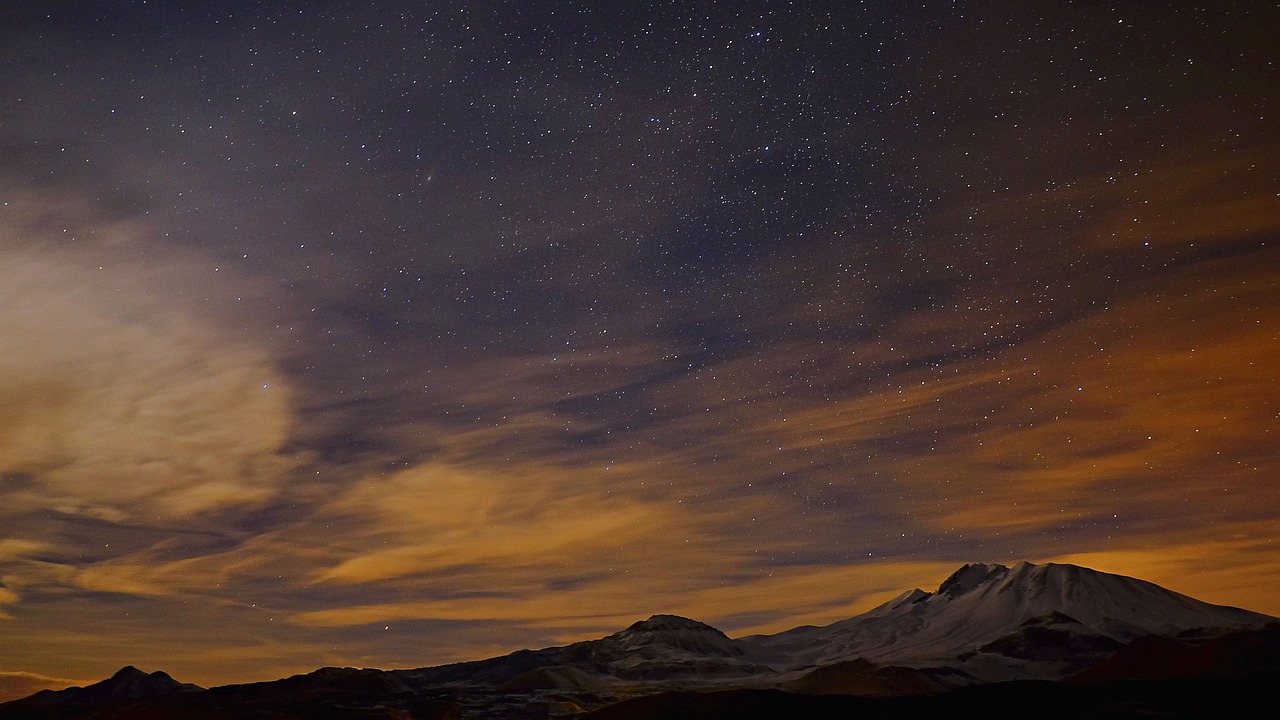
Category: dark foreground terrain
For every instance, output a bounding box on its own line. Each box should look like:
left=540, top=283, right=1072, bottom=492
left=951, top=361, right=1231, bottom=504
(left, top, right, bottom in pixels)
left=1, top=671, right=1277, bottom=720
left=582, top=673, right=1280, bottom=720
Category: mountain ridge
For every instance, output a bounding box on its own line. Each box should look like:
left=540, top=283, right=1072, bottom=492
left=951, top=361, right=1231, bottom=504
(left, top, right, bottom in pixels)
left=746, top=560, right=1272, bottom=681
left=5, top=561, right=1275, bottom=719
left=11, top=665, right=202, bottom=709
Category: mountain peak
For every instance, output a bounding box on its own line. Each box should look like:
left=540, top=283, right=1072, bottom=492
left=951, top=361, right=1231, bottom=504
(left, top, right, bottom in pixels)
left=110, top=665, right=147, bottom=680
left=12, top=666, right=202, bottom=706
left=603, top=614, right=758, bottom=663
left=89, top=666, right=195, bottom=699
left=937, top=562, right=1009, bottom=597
left=755, top=560, right=1277, bottom=681
left=624, top=615, right=723, bottom=634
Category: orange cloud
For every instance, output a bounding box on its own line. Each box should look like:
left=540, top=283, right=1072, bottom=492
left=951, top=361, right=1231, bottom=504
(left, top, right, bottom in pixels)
left=0, top=671, right=85, bottom=703
left=1048, top=521, right=1280, bottom=617
left=291, top=558, right=963, bottom=641
left=309, top=461, right=688, bottom=586
left=1083, top=148, right=1280, bottom=249
left=0, top=191, right=298, bottom=522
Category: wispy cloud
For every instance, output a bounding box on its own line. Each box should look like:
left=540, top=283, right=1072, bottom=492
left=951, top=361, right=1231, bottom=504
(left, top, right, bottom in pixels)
left=0, top=671, right=86, bottom=703
left=1048, top=522, right=1280, bottom=615
left=0, top=188, right=299, bottom=524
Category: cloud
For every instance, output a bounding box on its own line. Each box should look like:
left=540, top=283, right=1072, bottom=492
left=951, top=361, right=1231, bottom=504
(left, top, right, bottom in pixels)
left=291, top=557, right=963, bottom=638
left=308, top=459, right=699, bottom=587
left=270, top=228, right=1280, bottom=644
left=0, top=540, right=47, bottom=562
left=1082, top=149, right=1280, bottom=250
left=0, top=671, right=86, bottom=703
left=0, top=585, right=17, bottom=620
left=284, top=450, right=963, bottom=645
left=903, top=251, right=1280, bottom=531
left=0, top=189, right=298, bottom=522
left=1047, top=522, right=1280, bottom=617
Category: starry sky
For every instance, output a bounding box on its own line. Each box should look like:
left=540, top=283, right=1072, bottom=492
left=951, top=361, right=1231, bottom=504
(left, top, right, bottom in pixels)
left=1, top=0, right=1278, bottom=699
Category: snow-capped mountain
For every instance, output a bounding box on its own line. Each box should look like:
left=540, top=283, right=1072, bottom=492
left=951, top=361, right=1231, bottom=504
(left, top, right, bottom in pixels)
left=403, top=561, right=1274, bottom=687
left=591, top=614, right=758, bottom=661
left=5, top=561, right=1276, bottom=719
left=399, top=613, right=782, bottom=688
left=561, top=614, right=784, bottom=675
left=749, top=561, right=1274, bottom=680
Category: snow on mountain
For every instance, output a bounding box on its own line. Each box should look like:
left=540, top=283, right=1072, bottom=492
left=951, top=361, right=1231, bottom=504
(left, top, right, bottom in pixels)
left=406, top=564, right=1274, bottom=687
left=558, top=614, right=784, bottom=680
left=399, top=563, right=1274, bottom=689
left=605, top=614, right=748, bottom=659
left=8, top=561, right=1274, bottom=716
left=750, top=561, right=1274, bottom=674
left=396, top=614, right=785, bottom=688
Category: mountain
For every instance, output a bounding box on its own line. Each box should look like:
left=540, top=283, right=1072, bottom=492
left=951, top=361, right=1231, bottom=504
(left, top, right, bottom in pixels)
left=0, top=666, right=204, bottom=720
left=1069, top=621, right=1280, bottom=683
left=782, top=658, right=949, bottom=697
left=398, top=562, right=1272, bottom=689
left=3, top=561, right=1276, bottom=719
left=748, top=561, right=1273, bottom=681
left=554, top=614, right=783, bottom=680
left=15, top=666, right=201, bottom=706
left=395, top=613, right=782, bottom=689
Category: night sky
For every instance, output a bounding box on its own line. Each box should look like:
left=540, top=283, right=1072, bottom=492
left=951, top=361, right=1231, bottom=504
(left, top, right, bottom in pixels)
left=1, top=0, right=1278, bottom=698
